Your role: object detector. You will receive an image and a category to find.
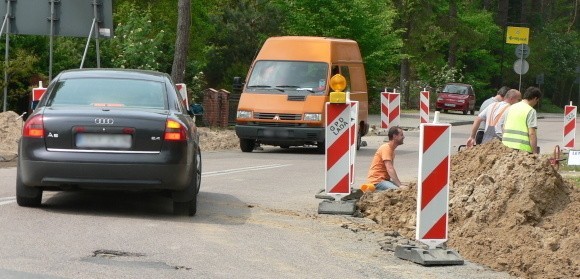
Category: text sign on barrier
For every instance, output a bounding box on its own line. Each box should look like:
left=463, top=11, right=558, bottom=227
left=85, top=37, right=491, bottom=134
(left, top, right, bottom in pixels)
left=563, top=105, right=577, bottom=149
left=31, top=86, right=47, bottom=110
left=568, top=150, right=580, bottom=165
left=417, top=123, right=451, bottom=249
left=381, top=92, right=389, bottom=129
left=349, top=101, right=359, bottom=185
left=325, top=103, right=352, bottom=195
left=420, top=91, right=430, bottom=124
left=388, top=93, right=401, bottom=127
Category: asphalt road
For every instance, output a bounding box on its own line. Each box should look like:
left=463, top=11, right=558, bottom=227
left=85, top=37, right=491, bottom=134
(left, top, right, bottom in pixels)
left=0, top=111, right=572, bottom=278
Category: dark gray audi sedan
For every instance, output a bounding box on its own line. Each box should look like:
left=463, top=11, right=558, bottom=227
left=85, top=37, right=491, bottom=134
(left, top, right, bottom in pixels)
left=16, top=69, right=201, bottom=216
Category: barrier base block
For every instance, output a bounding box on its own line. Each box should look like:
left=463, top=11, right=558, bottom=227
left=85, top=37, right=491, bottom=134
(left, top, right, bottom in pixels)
left=394, top=245, right=464, bottom=266
left=317, top=200, right=356, bottom=215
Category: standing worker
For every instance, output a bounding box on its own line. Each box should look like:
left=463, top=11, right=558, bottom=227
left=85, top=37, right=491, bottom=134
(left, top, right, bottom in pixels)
left=501, top=87, right=542, bottom=153
left=365, top=126, right=407, bottom=191
left=475, top=86, right=510, bottom=144
left=466, top=89, right=521, bottom=147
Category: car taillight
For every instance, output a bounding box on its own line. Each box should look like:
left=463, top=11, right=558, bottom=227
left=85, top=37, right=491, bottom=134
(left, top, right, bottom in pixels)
left=23, top=114, right=45, bottom=138
left=164, top=119, right=187, bottom=141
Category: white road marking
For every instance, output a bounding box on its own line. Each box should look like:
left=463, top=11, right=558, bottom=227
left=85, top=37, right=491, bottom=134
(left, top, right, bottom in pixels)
left=202, top=164, right=291, bottom=177
left=0, top=197, right=15, bottom=206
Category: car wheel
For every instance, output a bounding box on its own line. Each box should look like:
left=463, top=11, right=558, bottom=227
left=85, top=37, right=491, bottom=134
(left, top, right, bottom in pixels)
left=173, top=197, right=197, bottom=216
left=470, top=109, right=475, bottom=115
left=462, top=110, right=468, bottom=115
left=435, top=108, right=441, bottom=112
left=16, top=167, right=42, bottom=207
left=240, top=138, right=255, bottom=152
left=443, top=109, right=448, bottom=113
left=172, top=145, right=201, bottom=216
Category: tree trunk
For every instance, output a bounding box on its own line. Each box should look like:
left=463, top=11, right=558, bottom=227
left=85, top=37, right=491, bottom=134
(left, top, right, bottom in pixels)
left=447, top=0, right=457, bottom=68
left=171, top=0, right=192, bottom=83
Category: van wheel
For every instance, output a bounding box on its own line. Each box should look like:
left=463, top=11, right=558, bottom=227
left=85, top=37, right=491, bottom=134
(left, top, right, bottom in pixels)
left=315, top=142, right=325, bottom=154
left=240, top=138, right=255, bottom=152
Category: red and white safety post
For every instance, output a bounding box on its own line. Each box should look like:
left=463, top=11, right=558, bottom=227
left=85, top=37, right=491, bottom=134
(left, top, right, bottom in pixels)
left=31, top=81, right=47, bottom=110
left=563, top=102, right=577, bottom=149
left=176, top=83, right=189, bottom=108
left=388, top=91, right=401, bottom=127
left=325, top=102, right=352, bottom=196
left=349, top=101, right=359, bottom=185
left=417, top=112, right=451, bottom=249
left=381, top=91, right=389, bottom=129
left=420, top=89, right=429, bottom=124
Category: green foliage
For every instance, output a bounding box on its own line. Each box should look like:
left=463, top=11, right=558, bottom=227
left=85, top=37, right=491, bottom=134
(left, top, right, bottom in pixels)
left=1, top=49, right=41, bottom=112
left=104, top=2, right=172, bottom=72
left=538, top=98, right=564, bottom=113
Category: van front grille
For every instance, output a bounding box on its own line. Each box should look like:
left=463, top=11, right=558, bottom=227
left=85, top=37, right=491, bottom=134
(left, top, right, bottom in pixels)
left=254, top=113, right=301, bottom=121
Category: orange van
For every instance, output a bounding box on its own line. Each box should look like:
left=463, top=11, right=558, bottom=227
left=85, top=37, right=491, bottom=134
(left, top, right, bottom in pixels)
left=234, top=36, right=369, bottom=153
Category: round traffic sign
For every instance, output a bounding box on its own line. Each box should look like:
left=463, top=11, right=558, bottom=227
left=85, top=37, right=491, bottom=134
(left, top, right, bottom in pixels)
left=515, top=44, right=530, bottom=59
left=514, top=59, right=529, bottom=75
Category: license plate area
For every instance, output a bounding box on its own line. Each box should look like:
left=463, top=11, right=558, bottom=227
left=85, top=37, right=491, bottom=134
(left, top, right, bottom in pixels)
left=76, top=133, right=132, bottom=149
left=444, top=103, right=455, bottom=107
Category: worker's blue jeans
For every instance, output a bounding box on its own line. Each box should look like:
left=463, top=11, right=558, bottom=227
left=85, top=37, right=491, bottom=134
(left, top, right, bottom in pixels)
left=375, top=180, right=399, bottom=191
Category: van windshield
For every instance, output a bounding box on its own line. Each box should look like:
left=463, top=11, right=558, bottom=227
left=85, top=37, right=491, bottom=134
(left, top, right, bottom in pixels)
left=443, top=84, right=469, bottom=95
left=246, top=61, right=328, bottom=94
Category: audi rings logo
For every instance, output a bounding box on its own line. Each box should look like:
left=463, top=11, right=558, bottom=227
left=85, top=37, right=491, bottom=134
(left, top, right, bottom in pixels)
left=94, top=118, right=114, bottom=125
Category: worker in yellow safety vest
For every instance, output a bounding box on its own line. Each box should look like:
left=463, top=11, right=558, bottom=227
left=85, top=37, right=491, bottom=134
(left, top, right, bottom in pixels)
left=499, top=87, right=542, bottom=153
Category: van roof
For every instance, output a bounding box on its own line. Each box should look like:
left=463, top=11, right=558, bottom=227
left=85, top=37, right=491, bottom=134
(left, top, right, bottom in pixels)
left=255, top=36, right=363, bottom=63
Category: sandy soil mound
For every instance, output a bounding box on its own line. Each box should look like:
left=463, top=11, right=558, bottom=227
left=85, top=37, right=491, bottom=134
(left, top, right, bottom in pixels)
left=357, top=140, right=579, bottom=279
left=0, top=111, right=23, bottom=161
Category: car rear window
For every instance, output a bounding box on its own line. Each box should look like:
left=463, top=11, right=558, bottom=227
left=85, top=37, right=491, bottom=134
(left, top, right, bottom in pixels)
left=47, top=78, right=167, bottom=109
left=443, top=84, right=469, bottom=95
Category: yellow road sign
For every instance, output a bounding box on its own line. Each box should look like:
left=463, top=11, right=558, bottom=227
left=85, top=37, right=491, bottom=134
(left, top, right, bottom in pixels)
left=506, top=26, right=529, bottom=44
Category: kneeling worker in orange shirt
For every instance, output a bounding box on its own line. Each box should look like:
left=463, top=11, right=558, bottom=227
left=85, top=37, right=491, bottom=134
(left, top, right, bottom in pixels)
left=365, top=126, right=408, bottom=191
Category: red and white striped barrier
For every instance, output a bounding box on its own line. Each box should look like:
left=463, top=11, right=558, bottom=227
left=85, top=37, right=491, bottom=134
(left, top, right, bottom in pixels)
left=176, top=83, right=189, bottom=108
left=325, top=103, right=352, bottom=195
left=417, top=119, right=451, bottom=249
left=388, top=92, right=401, bottom=127
left=31, top=81, right=46, bottom=110
left=563, top=103, right=577, bottom=149
left=381, top=92, right=389, bottom=129
left=420, top=90, right=429, bottom=124
left=349, top=101, right=359, bottom=185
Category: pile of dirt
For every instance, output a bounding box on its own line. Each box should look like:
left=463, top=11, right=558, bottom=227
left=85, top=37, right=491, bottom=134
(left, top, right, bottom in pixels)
left=0, top=111, right=239, bottom=163
left=357, top=140, right=579, bottom=279
left=0, top=111, right=23, bottom=161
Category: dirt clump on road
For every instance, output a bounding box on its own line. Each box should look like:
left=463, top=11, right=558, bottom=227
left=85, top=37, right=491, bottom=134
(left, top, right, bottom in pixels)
left=357, top=140, right=579, bottom=279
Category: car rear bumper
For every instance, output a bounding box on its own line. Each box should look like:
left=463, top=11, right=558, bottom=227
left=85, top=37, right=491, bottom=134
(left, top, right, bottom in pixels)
left=19, top=159, right=192, bottom=191
left=235, top=124, right=325, bottom=145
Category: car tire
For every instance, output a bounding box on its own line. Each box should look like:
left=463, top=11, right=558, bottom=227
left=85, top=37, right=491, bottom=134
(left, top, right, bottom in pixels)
left=240, top=138, right=255, bottom=152
left=443, top=109, right=448, bottom=113
left=470, top=109, right=475, bottom=115
left=16, top=167, right=42, bottom=207
left=435, top=108, right=441, bottom=112
left=172, top=144, right=201, bottom=216
left=462, top=110, right=468, bottom=115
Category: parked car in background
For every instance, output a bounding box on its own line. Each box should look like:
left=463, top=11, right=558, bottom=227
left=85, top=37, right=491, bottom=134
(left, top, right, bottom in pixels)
left=16, top=69, right=201, bottom=216
left=435, top=83, right=476, bottom=115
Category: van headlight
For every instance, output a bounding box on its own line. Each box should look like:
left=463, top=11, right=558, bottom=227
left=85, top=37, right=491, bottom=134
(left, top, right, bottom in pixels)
left=304, top=113, right=322, bottom=121
left=237, top=110, right=253, bottom=119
